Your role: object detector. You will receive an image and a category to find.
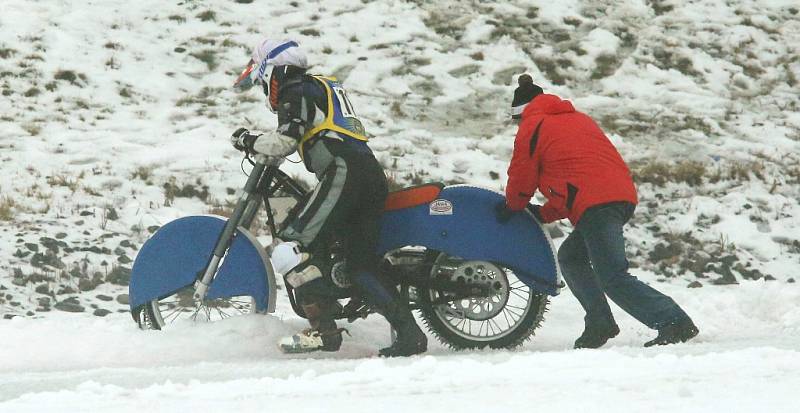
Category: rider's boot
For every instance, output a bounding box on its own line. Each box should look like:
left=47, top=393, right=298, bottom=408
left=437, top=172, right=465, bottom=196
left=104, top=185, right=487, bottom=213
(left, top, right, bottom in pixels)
left=351, top=271, right=427, bottom=357
left=279, top=299, right=344, bottom=354
left=377, top=300, right=428, bottom=357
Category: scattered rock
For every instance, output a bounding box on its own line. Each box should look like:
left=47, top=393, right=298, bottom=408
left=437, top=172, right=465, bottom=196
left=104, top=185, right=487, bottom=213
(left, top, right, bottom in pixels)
left=56, top=286, right=77, bottom=295
left=79, top=210, right=94, bottom=216
left=116, top=293, right=129, bottom=305
left=649, top=242, right=682, bottom=262
left=105, top=207, right=119, bottom=220
left=40, top=237, right=67, bottom=252
left=34, top=284, right=51, bottom=295
left=117, top=254, right=132, bottom=264
left=24, top=243, right=39, bottom=252
left=734, top=263, right=765, bottom=280
left=93, top=309, right=111, bottom=317
left=96, top=294, right=113, bottom=301
left=55, top=232, right=68, bottom=239
left=687, top=281, right=703, bottom=288
left=719, top=254, right=737, bottom=267
left=78, top=278, right=98, bottom=291
left=683, top=252, right=712, bottom=276
left=107, top=266, right=131, bottom=285
left=31, top=252, right=65, bottom=269
left=788, top=278, right=796, bottom=284
left=29, top=273, right=51, bottom=283
left=54, top=298, right=85, bottom=313
left=711, top=270, right=738, bottom=285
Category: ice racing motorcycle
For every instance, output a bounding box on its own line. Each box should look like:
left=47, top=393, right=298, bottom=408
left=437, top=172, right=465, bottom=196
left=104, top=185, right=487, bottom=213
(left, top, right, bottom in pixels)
left=129, top=153, right=562, bottom=350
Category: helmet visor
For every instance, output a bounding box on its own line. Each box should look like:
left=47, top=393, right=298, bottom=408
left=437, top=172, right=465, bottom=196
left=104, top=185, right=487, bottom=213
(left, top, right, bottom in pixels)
left=233, top=59, right=257, bottom=91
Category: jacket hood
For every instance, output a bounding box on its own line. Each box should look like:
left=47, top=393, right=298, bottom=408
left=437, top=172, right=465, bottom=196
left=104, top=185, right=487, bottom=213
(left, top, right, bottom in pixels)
left=522, top=94, right=575, bottom=117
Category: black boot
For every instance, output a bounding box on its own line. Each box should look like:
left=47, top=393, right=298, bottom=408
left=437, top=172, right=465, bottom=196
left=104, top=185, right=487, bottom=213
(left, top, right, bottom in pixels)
left=574, top=323, right=620, bottom=349
left=644, top=319, right=699, bottom=347
left=350, top=271, right=427, bottom=357
left=377, top=301, right=427, bottom=357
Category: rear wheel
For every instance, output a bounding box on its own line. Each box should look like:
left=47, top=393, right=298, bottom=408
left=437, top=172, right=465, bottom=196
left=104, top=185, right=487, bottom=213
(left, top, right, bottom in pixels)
left=418, top=253, right=548, bottom=349
left=135, top=285, right=257, bottom=330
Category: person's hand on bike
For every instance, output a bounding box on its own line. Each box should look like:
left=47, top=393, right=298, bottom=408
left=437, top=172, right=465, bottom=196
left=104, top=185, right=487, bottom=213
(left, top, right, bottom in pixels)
left=230, top=127, right=261, bottom=153
left=232, top=128, right=297, bottom=160
left=495, top=201, right=515, bottom=223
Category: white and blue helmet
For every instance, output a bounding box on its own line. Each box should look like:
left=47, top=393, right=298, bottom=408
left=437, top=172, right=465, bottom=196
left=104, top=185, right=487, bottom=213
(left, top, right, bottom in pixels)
left=233, top=38, right=308, bottom=92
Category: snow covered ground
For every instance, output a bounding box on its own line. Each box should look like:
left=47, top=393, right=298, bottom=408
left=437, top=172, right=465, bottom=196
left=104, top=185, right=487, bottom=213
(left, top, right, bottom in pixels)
left=2, top=279, right=799, bottom=412
left=1, top=0, right=799, bottom=411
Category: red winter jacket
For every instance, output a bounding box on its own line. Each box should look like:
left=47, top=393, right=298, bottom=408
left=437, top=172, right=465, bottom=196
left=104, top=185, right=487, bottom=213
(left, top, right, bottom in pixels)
left=504, top=94, right=638, bottom=225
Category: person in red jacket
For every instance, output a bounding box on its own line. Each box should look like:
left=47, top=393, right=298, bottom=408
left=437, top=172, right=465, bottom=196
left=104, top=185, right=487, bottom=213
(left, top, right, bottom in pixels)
left=496, top=91, right=699, bottom=348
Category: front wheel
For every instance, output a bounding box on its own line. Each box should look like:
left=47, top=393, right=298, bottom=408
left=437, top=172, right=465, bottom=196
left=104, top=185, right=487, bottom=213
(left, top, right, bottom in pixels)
left=418, top=253, right=548, bottom=350
left=134, top=285, right=258, bottom=330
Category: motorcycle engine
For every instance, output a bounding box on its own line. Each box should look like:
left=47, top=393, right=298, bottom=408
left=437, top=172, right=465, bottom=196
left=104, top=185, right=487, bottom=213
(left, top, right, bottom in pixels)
left=330, top=260, right=352, bottom=289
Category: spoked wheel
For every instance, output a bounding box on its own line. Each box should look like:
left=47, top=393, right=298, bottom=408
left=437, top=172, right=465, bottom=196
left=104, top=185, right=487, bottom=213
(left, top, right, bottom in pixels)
left=135, top=285, right=257, bottom=330
left=418, top=253, right=548, bottom=349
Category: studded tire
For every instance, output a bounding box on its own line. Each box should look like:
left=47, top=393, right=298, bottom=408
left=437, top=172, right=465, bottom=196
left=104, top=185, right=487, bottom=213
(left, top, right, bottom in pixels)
left=417, top=253, right=549, bottom=350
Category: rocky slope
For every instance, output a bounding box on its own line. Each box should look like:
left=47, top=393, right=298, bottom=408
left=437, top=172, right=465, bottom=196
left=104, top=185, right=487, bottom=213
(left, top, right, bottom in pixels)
left=0, top=0, right=798, bottom=318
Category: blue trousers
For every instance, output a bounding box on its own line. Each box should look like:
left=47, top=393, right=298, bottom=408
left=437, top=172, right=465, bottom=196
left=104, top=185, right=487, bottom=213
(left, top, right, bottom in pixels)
left=558, top=202, right=690, bottom=330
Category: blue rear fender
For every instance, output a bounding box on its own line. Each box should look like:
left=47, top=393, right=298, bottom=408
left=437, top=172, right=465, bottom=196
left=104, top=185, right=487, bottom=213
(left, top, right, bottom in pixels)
left=377, top=185, right=562, bottom=296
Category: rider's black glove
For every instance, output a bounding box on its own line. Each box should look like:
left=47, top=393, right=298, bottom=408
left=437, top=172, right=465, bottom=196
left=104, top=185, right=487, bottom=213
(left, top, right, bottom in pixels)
left=495, top=201, right=515, bottom=224
left=230, top=128, right=260, bottom=153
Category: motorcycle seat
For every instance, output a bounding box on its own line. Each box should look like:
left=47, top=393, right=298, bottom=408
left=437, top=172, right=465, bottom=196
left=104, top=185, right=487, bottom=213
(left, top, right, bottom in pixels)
left=384, top=183, right=444, bottom=211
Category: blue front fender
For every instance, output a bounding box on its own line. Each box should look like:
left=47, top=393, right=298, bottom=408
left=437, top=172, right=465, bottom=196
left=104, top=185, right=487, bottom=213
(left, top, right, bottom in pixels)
left=377, top=186, right=562, bottom=296
left=129, top=215, right=276, bottom=313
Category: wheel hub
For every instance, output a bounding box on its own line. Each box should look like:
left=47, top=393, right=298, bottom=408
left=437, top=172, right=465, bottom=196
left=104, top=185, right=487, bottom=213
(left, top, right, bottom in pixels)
left=425, top=253, right=537, bottom=344
left=449, top=261, right=509, bottom=321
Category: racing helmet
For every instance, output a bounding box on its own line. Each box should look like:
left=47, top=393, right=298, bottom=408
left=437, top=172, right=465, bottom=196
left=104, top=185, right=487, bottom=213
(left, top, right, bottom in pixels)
left=233, top=39, right=308, bottom=112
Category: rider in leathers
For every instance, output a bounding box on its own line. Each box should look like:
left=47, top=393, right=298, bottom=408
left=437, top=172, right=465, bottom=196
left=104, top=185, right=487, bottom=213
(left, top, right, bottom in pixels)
left=231, top=39, right=426, bottom=357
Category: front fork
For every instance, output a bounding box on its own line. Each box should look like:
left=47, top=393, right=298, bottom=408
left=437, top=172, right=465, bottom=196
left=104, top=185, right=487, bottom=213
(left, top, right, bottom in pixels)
left=193, top=155, right=273, bottom=301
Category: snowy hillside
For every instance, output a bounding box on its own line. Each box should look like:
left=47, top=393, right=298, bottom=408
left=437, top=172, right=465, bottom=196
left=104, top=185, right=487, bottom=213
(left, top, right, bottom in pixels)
left=1, top=0, right=799, bottom=410
left=1, top=0, right=799, bottom=316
